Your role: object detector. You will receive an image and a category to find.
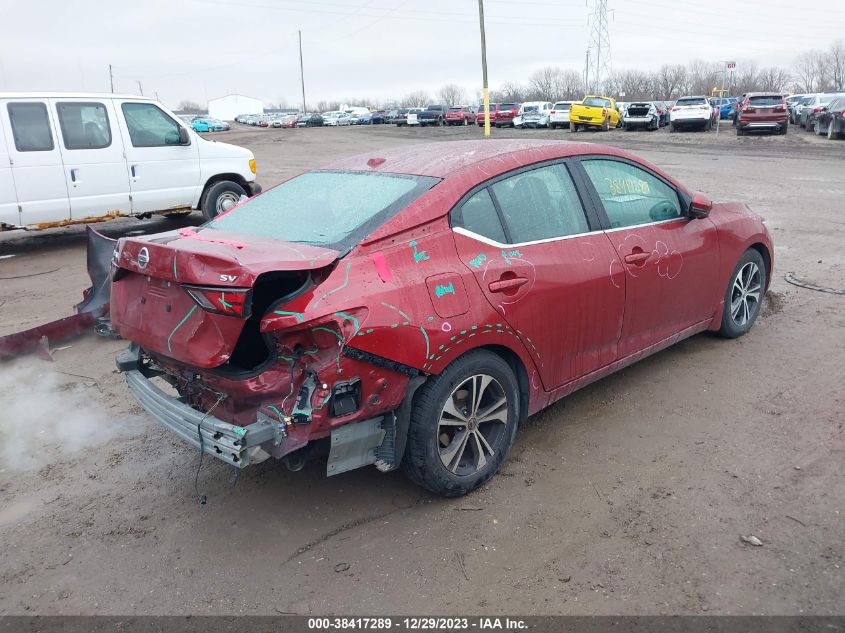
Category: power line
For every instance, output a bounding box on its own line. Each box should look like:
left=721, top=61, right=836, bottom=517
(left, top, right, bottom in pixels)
left=585, top=0, right=612, bottom=94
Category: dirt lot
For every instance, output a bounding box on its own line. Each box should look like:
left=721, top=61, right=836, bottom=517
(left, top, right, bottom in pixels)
left=0, top=122, right=843, bottom=616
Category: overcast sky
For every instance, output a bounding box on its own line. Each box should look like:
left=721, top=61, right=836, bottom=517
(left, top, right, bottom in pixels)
left=2, top=0, right=843, bottom=108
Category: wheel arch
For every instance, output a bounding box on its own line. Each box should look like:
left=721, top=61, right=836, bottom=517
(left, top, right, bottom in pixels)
left=748, top=241, right=773, bottom=290
left=198, top=173, right=250, bottom=210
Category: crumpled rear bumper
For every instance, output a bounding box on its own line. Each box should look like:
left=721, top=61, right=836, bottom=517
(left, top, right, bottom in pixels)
left=117, top=347, right=280, bottom=468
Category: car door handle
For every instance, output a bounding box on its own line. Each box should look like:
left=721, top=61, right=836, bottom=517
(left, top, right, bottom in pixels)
left=624, top=251, right=651, bottom=265
left=488, top=277, right=529, bottom=293
left=69, top=168, right=78, bottom=182
left=130, top=165, right=137, bottom=178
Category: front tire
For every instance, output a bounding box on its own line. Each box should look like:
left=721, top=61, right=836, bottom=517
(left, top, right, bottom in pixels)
left=717, top=249, right=767, bottom=338
left=202, top=180, right=246, bottom=221
left=402, top=351, right=520, bottom=497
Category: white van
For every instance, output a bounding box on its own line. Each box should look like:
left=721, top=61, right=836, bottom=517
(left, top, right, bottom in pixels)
left=0, top=92, right=261, bottom=230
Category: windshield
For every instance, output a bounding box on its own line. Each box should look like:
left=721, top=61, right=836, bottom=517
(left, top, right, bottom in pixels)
left=583, top=97, right=611, bottom=107
left=207, top=171, right=439, bottom=250
left=676, top=97, right=708, bottom=106
left=748, top=96, right=782, bottom=106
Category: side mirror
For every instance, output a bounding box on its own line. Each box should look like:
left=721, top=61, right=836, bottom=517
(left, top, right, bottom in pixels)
left=179, top=127, right=190, bottom=145
left=689, top=191, right=712, bottom=219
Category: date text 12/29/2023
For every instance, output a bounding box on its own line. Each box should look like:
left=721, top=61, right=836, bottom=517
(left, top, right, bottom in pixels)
left=307, top=617, right=528, bottom=631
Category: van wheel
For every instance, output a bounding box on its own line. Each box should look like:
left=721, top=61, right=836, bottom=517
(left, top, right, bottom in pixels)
left=402, top=350, right=520, bottom=497
left=202, top=181, right=246, bottom=221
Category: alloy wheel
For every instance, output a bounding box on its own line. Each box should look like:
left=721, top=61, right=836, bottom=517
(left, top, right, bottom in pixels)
left=730, top=261, right=762, bottom=327
left=438, top=374, right=509, bottom=476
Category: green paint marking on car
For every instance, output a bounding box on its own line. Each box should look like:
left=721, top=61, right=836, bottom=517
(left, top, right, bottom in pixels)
left=434, top=282, right=455, bottom=298
left=166, top=305, right=198, bottom=353
left=273, top=309, right=304, bottom=322
left=410, top=240, right=430, bottom=263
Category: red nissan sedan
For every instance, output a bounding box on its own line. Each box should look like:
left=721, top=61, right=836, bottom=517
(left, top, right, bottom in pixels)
left=111, top=140, right=773, bottom=496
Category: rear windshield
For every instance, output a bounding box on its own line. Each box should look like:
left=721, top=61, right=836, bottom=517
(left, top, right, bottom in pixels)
left=426, top=105, right=442, bottom=111
left=449, top=107, right=463, bottom=112
left=676, top=97, right=708, bottom=106
left=523, top=105, right=539, bottom=113
left=553, top=103, right=571, bottom=110
left=583, top=97, right=611, bottom=107
left=207, top=171, right=439, bottom=251
left=499, top=103, right=517, bottom=109
left=749, top=96, right=782, bottom=106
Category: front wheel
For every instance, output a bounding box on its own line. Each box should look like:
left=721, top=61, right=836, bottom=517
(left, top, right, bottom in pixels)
left=717, top=249, right=767, bottom=338
left=202, top=180, right=246, bottom=221
left=402, top=351, right=520, bottom=497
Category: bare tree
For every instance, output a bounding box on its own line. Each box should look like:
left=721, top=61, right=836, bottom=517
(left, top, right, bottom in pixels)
left=176, top=100, right=203, bottom=114
left=438, top=84, right=466, bottom=106
left=654, top=64, right=687, bottom=100
left=794, top=50, right=825, bottom=92
left=400, top=90, right=430, bottom=108
left=497, top=81, right=526, bottom=102
left=556, top=69, right=584, bottom=100
left=527, top=67, right=560, bottom=100
left=684, top=59, right=720, bottom=96
left=827, top=39, right=845, bottom=90
left=757, top=67, right=791, bottom=92
left=608, top=70, right=653, bottom=101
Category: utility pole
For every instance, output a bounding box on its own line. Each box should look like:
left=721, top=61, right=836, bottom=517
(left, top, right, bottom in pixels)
left=137, top=80, right=143, bottom=96
left=109, top=64, right=114, bottom=93
left=298, top=30, right=306, bottom=113
left=477, top=0, right=490, bottom=138
left=584, top=49, right=590, bottom=94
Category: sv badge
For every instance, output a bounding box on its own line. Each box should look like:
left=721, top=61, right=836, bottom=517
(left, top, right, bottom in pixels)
left=219, top=274, right=238, bottom=283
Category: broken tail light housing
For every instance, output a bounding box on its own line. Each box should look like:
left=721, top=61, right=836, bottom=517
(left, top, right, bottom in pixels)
left=184, top=285, right=252, bottom=318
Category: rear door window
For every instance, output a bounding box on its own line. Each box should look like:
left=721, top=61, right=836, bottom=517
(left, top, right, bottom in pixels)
left=455, top=188, right=507, bottom=243
left=56, top=102, right=112, bottom=149
left=581, top=159, right=682, bottom=228
left=490, top=164, right=590, bottom=243
left=7, top=102, right=54, bottom=152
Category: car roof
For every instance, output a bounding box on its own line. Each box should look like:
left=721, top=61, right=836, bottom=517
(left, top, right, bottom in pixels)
left=324, top=139, right=638, bottom=179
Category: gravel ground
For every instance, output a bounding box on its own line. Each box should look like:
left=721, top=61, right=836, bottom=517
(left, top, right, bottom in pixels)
left=0, top=122, right=842, bottom=616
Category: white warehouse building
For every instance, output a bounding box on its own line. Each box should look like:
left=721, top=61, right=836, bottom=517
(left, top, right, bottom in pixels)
left=207, top=94, right=263, bottom=121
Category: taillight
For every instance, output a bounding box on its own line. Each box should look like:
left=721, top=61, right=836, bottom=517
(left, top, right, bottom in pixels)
left=813, top=107, right=823, bottom=113
left=185, top=285, right=252, bottom=318
left=773, top=106, right=785, bottom=112
left=840, top=111, right=845, bottom=119
left=550, top=110, right=556, bottom=114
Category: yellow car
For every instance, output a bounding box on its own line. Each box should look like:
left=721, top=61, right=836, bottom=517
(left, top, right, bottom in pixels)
left=569, top=96, right=621, bottom=131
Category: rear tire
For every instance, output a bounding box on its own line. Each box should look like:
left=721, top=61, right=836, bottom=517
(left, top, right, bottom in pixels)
left=202, top=180, right=246, bottom=221
left=601, top=118, right=610, bottom=131
left=570, top=123, right=579, bottom=132
left=717, top=249, right=767, bottom=339
left=402, top=350, right=520, bottom=497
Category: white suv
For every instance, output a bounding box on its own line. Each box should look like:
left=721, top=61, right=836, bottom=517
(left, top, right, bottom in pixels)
left=669, top=95, right=714, bottom=132
left=548, top=101, right=576, bottom=129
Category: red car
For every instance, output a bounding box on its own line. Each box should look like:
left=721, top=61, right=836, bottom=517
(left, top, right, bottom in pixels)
left=111, top=140, right=773, bottom=496
left=445, top=106, right=473, bottom=126
left=475, top=103, right=498, bottom=126
left=736, top=93, right=788, bottom=136
left=493, top=103, right=520, bottom=128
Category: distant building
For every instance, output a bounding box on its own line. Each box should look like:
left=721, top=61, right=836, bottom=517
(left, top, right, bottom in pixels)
left=207, top=94, right=263, bottom=121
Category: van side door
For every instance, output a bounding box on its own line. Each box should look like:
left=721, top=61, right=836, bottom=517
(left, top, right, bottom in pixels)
left=51, top=98, right=131, bottom=220
left=1, top=99, right=70, bottom=226
left=115, top=100, right=200, bottom=214
left=0, top=109, right=20, bottom=227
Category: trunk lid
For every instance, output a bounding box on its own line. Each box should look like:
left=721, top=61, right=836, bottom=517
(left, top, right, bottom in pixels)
left=111, top=227, right=339, bottom=369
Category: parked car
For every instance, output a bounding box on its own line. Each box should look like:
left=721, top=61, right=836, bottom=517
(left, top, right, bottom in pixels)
left=475, top=103, right=498, bottom=126
left=670, top=96, right=713, bottom=131
left=548, top=101, right=576, bottom=129
left=569, top=96, right=620, bottom=131
left=280, top=114, right=299, bottom=129
left=322, top=111, right=342, bottom=126
left=296, top=113, right=324, bottom=127
left=622, top=102, right=660, bottom=131
left=736, top=93, right=788, bottom=136
left=652, top=101, right=671, bottom=126
left=192, top=118, right=225, bottom=133
left=513, top=102, right=553, bottom=128
left=803, top=93, right=845, bottom=132
left=110, top=139, right=773, bottom=496
left=406, top=107, right=426, bottom=126
left=493, top=103, right=520, bottom=128
left=0, top=92, right=261, bottom=229
left=353, top=112, right=373, bottom=125
left=417, top=104, right=448, bottom=126
left=710, top=97, right=738, bottom=120
left=445, top=106, right=473, bottom=126
left=811, top=95, right=845, bottom=138
left=785, top=94, right=807, bottom=123
left=371, top=110, right=389, bottom=124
